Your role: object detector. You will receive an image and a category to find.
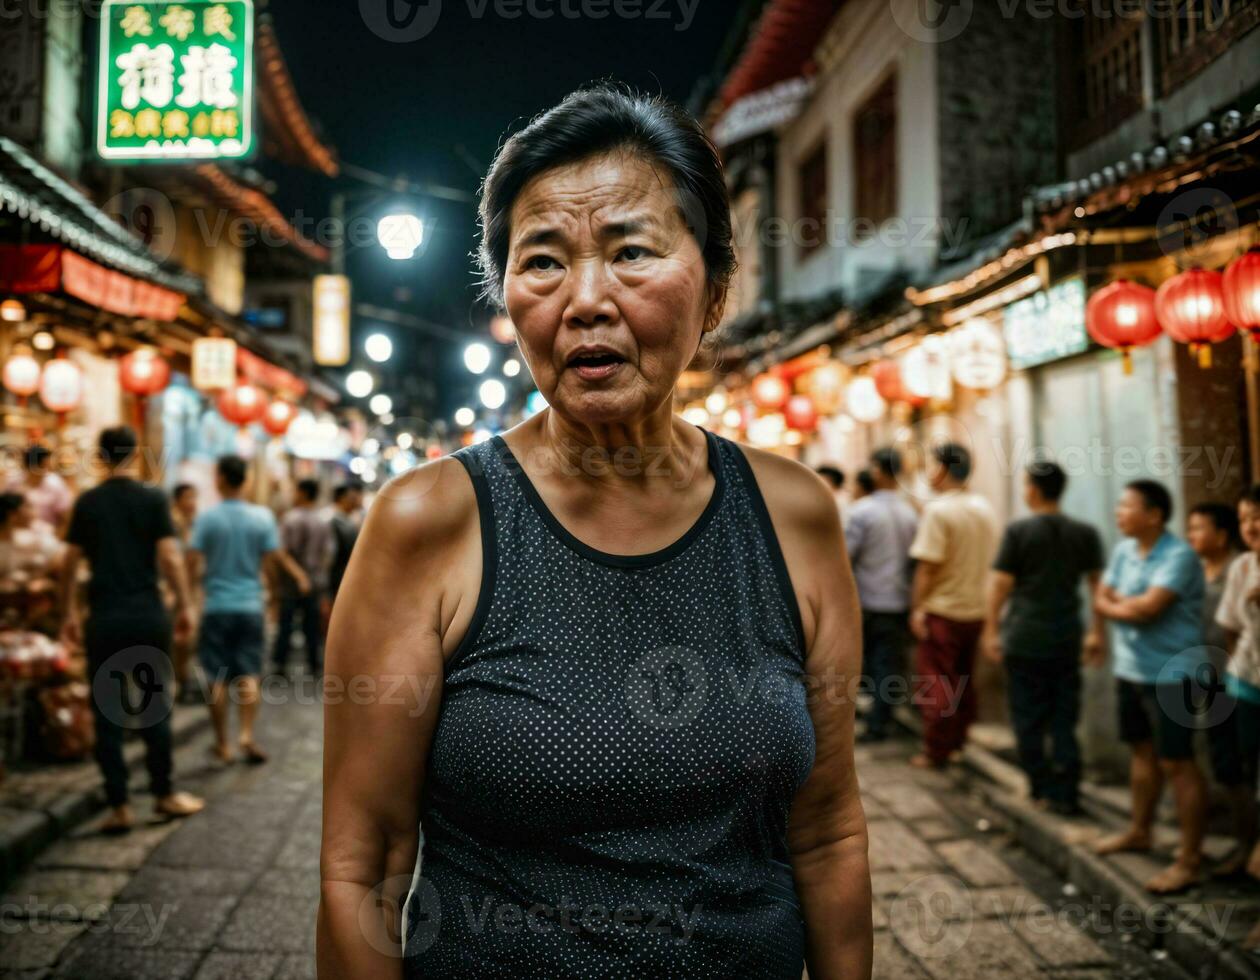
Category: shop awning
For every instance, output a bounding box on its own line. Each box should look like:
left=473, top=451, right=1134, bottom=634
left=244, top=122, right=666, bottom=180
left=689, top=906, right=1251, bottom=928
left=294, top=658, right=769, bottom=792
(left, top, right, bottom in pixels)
left=0, top=136, right=201, bottom=296
left=236, top=346, right=307, bottom=398
left=0, top=244, right=185, bottom=321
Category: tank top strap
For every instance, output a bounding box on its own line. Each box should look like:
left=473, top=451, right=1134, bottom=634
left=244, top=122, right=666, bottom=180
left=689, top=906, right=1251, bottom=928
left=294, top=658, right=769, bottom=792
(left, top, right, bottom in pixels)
left=708, top=434, right=808, bottom=655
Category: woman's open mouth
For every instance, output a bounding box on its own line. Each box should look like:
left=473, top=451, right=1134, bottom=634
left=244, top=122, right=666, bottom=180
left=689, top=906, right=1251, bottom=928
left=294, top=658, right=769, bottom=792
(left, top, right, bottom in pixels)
left=568, top=350, right=625, bottom=380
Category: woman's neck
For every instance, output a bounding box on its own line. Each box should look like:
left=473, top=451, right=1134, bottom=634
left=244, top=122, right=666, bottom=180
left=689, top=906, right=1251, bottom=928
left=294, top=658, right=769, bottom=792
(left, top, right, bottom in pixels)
left=533, top=405, right=700, bottom=491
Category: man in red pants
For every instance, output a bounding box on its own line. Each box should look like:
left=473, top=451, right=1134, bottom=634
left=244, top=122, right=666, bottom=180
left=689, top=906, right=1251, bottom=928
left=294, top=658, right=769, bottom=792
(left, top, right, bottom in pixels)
left=908, top=442, right=999, bottom=768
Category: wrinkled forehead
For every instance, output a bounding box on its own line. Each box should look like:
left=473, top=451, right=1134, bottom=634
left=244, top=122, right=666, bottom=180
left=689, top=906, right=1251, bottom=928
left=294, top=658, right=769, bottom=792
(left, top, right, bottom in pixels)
left=508, top=152, right=685, bottom=246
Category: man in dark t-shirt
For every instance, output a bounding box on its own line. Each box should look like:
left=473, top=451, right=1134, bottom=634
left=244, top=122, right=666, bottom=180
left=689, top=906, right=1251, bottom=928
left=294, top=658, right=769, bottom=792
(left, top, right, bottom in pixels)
left=60, top=426, right=204, bottom=833
left=328, top=482, right=363, bottom=601
left=982, top=459, right=1105, bottom=814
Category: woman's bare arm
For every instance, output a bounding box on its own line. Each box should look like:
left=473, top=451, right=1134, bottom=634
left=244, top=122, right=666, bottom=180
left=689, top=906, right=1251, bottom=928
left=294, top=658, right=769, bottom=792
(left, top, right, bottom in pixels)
left=317, top=459, right=481, bottom=978
left=745, top=447, right=873, bottom=980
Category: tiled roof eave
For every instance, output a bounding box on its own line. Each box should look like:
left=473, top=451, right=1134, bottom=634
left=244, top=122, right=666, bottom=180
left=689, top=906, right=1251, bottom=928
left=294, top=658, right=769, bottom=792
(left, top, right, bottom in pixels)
left=0, top=136, right=202, bottom=295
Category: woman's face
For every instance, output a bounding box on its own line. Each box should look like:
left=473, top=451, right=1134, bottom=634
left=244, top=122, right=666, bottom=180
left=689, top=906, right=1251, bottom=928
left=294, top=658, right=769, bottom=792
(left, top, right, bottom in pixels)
left=503, top=152, right=720, bottom=427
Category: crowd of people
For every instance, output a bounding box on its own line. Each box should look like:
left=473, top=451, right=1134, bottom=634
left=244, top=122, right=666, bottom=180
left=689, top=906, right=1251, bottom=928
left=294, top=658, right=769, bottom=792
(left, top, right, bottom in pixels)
left=821, top=443, right=1260, bottom=896
left=0, top=425, right=364, bottom=834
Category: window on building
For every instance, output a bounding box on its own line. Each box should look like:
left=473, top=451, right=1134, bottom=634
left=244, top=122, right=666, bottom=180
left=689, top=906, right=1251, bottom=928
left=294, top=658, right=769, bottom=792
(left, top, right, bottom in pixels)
left=852, top=74, right=897, bottom=236
left=797, top=140, right=828, bottom=257
left=1158, top=0, right=1258, bottom=94
left=1062, top=5, right=1144, bottom=151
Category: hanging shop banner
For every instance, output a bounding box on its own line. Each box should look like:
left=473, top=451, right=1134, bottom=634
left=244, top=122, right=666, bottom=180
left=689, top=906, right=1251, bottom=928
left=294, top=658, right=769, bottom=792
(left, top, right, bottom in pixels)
left=191, top=336, right=236, bottom=390
left=1002, top=277, right=1089, bottom=370
left=96, top=0, right=255, bottom=161
left=313, top=274, right=351, bottom=366
left=0, top=245, right=185, bottom=320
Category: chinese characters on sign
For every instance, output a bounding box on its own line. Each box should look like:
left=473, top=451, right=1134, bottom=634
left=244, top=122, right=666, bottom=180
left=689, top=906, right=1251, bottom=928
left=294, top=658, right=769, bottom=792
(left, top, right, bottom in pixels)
left=191, top=336, right=237, bottom=390
left=1002, top=277, right=1090, bottom=370
left=97, top=1, right=254, bottom=161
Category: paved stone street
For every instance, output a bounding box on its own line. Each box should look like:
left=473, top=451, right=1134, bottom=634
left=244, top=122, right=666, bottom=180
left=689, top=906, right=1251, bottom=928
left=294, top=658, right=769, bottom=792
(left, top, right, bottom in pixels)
left=0, top=691, right=1195, bottom=979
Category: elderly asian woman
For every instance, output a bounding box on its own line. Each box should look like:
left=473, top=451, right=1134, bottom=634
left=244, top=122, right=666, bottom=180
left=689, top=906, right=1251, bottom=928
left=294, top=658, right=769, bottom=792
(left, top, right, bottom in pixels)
left=317, top=85, right=872, bottom=979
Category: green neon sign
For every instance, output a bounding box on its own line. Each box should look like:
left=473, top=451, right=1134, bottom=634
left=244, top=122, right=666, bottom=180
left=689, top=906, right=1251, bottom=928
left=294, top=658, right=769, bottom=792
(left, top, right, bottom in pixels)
left=96, top=0, right=254, bottom=161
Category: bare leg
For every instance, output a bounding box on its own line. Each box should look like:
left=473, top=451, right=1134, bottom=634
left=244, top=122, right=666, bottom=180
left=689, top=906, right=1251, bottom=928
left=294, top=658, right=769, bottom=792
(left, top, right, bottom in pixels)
left=236, top=675, right=267, bottom=763
left=1146, top=759, right=1206, bottom=894
left=1214, top=786, right=1258, bottom=876
left=208, top=682, right=233, bottom=762
left=1095, top=741, right=1160, bottom=855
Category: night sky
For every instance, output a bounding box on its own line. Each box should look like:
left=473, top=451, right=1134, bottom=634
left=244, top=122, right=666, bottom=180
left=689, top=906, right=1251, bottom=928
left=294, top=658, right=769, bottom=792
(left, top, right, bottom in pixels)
left=262, top=0, right=735, bottom=415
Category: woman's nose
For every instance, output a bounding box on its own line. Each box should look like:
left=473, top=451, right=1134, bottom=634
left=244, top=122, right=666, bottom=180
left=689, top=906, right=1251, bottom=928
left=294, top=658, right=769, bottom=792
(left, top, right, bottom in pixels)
left=563, top=259, right=618, bottom=327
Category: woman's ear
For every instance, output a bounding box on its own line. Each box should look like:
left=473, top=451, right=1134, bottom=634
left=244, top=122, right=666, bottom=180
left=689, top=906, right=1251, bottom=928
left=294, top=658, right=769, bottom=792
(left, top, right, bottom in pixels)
left=703, top=285, right=728, bottom=335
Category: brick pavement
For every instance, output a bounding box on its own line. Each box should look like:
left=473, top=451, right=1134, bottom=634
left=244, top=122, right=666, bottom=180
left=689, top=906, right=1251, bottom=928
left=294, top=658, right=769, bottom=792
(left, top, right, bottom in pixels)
left=0, top=695, right=1196, bottom=979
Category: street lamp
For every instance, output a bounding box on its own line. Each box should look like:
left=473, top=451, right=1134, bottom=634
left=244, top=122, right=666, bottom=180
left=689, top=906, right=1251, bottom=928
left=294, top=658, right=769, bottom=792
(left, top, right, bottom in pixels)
left=346, top=370, right=374, bottom=399
left=369, top=393, right=393, bottom=416
left=479, top=379, right=506, bottom=410
left=365, top=332, right=393, bottom=363
left=376, top=213, right=424, bottom=260
left=454, top=406, right=475, bottom=427
left=464, top=342, right=491, bottom=374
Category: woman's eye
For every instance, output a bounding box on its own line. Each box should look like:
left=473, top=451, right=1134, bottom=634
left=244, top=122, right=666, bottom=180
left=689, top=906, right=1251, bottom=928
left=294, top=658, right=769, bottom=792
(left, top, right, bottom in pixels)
left=525, top=255, right=560, bottom=271
left=616, top=245, right=651, bottom=262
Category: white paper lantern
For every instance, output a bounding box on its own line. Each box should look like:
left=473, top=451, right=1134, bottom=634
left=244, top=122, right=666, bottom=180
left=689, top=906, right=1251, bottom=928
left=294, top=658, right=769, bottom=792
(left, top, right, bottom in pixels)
left=948, top=318, right=1007, bottom=390
left=747, top=412, right=786, bottom=447
left=845, top=376, right=887, bottom=423
left=902, top=335, right=953, bottom=402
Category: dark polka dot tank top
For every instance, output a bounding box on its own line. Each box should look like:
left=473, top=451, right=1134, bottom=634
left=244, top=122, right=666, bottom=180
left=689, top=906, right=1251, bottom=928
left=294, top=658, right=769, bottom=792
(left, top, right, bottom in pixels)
left=404, top=425, right=817, bottom=979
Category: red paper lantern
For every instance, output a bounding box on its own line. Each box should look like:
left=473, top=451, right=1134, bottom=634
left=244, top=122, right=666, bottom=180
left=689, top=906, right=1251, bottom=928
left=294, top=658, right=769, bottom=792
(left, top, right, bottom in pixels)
left=870, top=361, right=901, bottom=401
left=119, top=348, right=171, bottom=396
left=784, top=394, right=817, bottom=432
left=262, top=399, right=298, bottom=436
left=1155, top=268, right=1234, bottom=368
left=39, top=357, right=83, bottom=414
left=1224, top=248, right=1260, bottom=337
left=3, top=350, right=40, bottom=399
left=1086, top=279, right=1162, bottom=374
left=868, top=359, right=925, bottom=405
left=751, top=373, right=789, bottom=410
left=217, top=383, right=266, bottom=427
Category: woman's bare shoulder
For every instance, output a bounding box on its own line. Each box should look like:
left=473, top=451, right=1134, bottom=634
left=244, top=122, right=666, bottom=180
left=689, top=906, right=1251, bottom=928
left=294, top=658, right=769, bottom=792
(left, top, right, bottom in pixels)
left=730, top=440, right=840, bottom=535
left=358, top=455, right=480, bottom=566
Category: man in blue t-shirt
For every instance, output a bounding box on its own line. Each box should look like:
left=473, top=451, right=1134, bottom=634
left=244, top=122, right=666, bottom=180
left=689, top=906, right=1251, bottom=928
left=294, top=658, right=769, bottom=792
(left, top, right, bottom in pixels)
left=189, top=455, right=309, bottom=764
left=1094, top=479, right=1206, bottom=895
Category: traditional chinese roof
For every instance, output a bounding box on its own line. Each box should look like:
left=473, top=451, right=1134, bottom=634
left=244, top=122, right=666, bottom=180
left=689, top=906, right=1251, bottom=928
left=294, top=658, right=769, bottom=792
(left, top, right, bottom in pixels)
left=1028, top=95, right=1260, bottom=233
left=192, top=163, right=330, bottom=263
left=906, top=91, right=1260, bottom=306
left=717, top=0, right=839, bottom=109
left=256, top=16, right=338, bottom=176
left=0, top=136, right=202, bottom=294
